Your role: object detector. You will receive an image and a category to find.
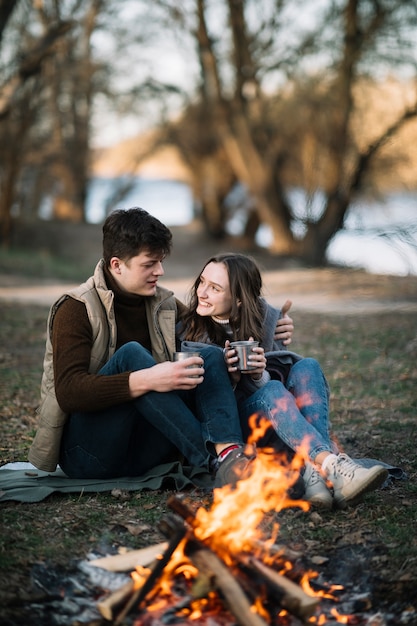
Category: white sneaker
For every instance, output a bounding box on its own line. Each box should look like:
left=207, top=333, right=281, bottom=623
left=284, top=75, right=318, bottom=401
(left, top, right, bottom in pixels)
left=303, top=462, right=333, bottom=509
left=325, top=453, right=388, bottom=508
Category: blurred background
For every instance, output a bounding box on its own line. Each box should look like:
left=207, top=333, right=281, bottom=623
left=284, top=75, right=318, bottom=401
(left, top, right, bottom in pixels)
left=1, top=0, right=417, bottom=278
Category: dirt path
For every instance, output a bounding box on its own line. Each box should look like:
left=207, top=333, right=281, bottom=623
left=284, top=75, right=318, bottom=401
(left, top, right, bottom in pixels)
left=2, top=222, right=417, bottom=313
left=1, top=267, right=417, bottom=314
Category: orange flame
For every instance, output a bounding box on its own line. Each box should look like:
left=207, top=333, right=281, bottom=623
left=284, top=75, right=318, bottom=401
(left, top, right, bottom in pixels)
left=193, top=415, right=310, bottom=560
left=132, top=413, right=346, bottom=622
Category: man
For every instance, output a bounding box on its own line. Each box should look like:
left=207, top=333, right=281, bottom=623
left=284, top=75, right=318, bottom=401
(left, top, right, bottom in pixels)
left=29, top=208, right=294, bottom=488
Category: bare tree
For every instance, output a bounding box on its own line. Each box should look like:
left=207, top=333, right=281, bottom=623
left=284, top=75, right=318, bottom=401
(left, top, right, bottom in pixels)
left=0, top=1, right=110, bottom=244
left=33, top=0, right=103, bottom=222
left=0, top=0, right=185, bottom=244
left=2, top=0, right=416, bottom=264
left=0, top=1, right=74, bottom=243
left=148, top=0, right=417, bottom=264
left=0, top=0, right=19, bottom=44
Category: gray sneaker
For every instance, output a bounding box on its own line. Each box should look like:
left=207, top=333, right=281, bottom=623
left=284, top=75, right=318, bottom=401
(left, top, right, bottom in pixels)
left=303, top=463, right=333, bottom=509
left=325, top=453, right=388, bottom=508
left=214, top=446, right=255, bottom=489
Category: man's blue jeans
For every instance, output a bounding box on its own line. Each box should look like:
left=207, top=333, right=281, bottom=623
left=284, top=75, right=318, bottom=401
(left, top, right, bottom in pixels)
left=238, top=358, right=336, bottom=462
left=59, top=342, right=243, bottom=479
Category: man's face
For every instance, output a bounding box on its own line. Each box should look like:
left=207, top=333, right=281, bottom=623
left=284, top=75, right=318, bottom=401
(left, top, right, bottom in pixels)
left=109, top=250, right=165, bottom=296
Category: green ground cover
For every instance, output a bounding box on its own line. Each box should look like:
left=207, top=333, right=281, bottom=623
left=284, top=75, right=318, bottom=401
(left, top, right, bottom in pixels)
left=0, top=256, right=416, bottom=623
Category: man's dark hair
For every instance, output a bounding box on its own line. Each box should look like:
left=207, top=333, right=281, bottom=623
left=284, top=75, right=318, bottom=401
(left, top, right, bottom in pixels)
left=102, top=207, right=173, bottom=266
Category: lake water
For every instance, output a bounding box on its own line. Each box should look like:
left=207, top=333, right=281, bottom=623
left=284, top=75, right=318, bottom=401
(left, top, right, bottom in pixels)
left=85, top=177, right=417, bottom=277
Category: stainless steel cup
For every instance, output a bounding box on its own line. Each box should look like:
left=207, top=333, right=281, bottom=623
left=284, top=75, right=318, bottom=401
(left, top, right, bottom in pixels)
left=230, top=341, right=259, bottom=372
left=173, top=351, right=202, bottom=378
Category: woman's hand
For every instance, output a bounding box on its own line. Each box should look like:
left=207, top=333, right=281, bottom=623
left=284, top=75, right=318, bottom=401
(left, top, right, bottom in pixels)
left=274, top=299, right=294, bottom=345
left=223, top=338, right=266, bottom=384
left=223, top=339, right=241, bottom=385
left=246, top=338, right=266, bottom=381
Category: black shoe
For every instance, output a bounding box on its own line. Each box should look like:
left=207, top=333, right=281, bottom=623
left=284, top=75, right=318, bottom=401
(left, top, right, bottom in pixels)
left=288, top=470, right=306, bottom=501
left=213, top=446, right=255, bottom=489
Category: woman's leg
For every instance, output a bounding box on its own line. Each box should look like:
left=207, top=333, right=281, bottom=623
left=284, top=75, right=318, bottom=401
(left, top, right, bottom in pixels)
left=191, top=346, right=244, bottom=453
left=238, top=379, right=332, bottom=462
left=285, top=358, right=334, bottom=448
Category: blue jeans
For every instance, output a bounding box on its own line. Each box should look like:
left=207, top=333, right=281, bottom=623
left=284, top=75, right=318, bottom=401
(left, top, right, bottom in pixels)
left=60, top=342, right=243, bottom=479
left=238, top=358, right=336, bottom=462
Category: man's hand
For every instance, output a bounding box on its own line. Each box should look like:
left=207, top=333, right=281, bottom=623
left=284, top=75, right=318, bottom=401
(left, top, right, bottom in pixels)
left=128, top=357, right=204, bottom=397
left=274, top=299, right=294, bottom=345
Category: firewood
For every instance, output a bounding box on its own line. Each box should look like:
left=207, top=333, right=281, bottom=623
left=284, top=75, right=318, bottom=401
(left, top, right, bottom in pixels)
left=160, top=512, right=268, bottom=626
left=167, top=495, right=303, bottom=566
left=188, top=546, right=268, bottom=626
left=96, top=580, right=135, bottom=621
left=250, top=537, right=303, bottom=563
left=167, top=494, right=198, bottom=527
left=167, top=496, right=318, bottom=621
left=113, top=523, right=187, bottom=625
left=89, top=541, right=168, bottom=572
left=241, top=555, right=319, bottom=620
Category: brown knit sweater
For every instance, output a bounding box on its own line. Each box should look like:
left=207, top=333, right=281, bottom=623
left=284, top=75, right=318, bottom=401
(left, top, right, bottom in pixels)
left=52, top=269, right=152, bottom=414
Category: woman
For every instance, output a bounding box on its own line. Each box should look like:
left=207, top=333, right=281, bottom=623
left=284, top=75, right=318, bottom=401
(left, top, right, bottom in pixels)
left=178, top=253, right=388, bottom=509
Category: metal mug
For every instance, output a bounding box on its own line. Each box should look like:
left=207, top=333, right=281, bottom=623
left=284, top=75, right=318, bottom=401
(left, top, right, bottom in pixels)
left=230, top=341, right=259, bottom=372
left=173, top=351, right=202, bottom=378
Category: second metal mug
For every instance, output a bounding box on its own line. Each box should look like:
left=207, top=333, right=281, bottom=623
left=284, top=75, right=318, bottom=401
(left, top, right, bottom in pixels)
left=230, top=341, right=259, bottom=372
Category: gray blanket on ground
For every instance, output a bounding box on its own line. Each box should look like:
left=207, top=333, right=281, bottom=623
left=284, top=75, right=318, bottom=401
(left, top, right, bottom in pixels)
left=0, top=459, right=406, bottom=503
left=0, top=461, right=214, bottom=502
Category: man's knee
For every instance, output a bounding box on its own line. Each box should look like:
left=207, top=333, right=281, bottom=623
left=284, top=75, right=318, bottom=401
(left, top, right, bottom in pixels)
left=200, top=346, right=225, bottom=368
left=117, top=341, right=149, bottom=357
left=102, top=341, right=155, bottom=374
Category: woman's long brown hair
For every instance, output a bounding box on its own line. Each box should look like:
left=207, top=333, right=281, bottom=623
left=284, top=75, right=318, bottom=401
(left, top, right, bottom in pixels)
left=180, top=253, right=265, bottom=345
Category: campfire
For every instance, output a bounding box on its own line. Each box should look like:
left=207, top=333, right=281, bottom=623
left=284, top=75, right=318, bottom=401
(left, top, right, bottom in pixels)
left=90, top=417, right=356, bottom=625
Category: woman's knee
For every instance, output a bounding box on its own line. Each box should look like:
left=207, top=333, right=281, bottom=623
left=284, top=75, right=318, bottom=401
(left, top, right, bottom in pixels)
left=259, top=379, right=286, bottom=398
left=251, top=380, right=289, bottom=406
left=292, top=357, right=324, bottom=379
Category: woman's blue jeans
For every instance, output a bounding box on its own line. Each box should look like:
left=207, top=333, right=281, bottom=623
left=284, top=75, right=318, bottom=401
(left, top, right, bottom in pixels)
left=59, top=342, right=243, bottom=479
left=238, top=358, right=336, bottom=462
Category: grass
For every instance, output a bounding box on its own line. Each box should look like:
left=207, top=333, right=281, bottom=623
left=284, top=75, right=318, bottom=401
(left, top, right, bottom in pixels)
left=1, top=253, right=417, bottom=622
left=0, top=246, right=93, bottom=283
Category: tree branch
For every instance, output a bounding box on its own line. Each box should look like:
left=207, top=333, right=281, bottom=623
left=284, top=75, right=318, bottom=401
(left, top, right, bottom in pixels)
left=0, top=20, right=73, bottom=119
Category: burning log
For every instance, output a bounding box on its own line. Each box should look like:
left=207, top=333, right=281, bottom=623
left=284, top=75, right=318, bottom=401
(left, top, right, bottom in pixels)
left=96, top=525, right=186, bottom=623
left=96, top=482, right=321, bottom=625
left=158, top=512, right=269, bottom=626
left=167, top=494, right=302, bottom=563
left=239, top=555, right=319, bottom=620
left=96, top=579, right=135, bottom=621
left=167, top=495, right=319, bottom=622
left=250, top=538, right=303, bottom=564
left=116, top=523, right=186, bottom=624
left=187, top=544, right=268, bottom=626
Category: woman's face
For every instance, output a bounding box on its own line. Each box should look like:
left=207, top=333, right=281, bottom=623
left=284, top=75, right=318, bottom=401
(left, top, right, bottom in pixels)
left=196, top=262, right=233, bottom=320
